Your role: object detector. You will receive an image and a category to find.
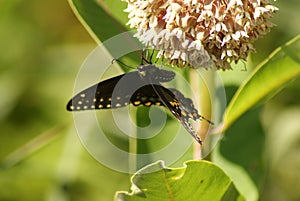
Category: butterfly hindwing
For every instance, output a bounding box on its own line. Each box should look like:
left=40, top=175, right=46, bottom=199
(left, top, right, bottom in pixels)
left=130, top=85, right=163, bottom=107
left=150, top=84, right=203, bottom=144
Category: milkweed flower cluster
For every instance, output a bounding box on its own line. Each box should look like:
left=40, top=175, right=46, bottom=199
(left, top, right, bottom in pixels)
left=123, top=0, right=278, bottom=70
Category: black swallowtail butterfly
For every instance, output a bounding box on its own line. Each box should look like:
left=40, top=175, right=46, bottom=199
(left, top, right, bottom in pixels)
left=67, top=62, right=213, bottom=144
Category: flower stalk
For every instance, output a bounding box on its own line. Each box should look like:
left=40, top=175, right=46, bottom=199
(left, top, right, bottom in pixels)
left=190, top=69, right=215, bottom=159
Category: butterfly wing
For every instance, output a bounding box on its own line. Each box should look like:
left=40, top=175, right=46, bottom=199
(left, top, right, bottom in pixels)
left=67, top=64, right=175, bottom=111
left=130, top=85, right=164, bottom=107
left=150, top=84, right=204, bottom=144
left=67, top=72, right=148, bottom=111
left=66, top=74, right=123, bottom=111
left=169, top=89, right=214, bottom=125
left=67, top=70, right=171, bottom=111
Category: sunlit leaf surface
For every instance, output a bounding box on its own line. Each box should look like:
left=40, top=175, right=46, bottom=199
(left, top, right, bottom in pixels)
left=223, top=35, right=300, bottom=131
left=116, top=160, right=245, bottom=201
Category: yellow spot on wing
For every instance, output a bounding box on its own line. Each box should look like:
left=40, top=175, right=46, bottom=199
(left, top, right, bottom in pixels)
left=144, top=102, right=152, bottom=106
left=170, top=101, right=179, bottom=107
left=134, top=100, right=141, bottom=105
left=181, top=111, right=187, bottom=117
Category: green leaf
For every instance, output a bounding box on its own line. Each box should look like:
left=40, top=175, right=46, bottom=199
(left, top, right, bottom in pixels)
left=212, top=146, right=259, bottom=201
left=68, top=0, right=126, bottom=43
left=213, top=106, right=264, bottom=201
left=223, top=35, right=300, bottom=131
left=115, top=160, right=245, bottom=201
left=101, top=0, right=129, bottom=26
left=68, top=0, right=141, bottom=67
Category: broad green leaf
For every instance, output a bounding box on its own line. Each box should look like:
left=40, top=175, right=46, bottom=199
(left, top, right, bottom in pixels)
left=68, top=0, right=126, bottom=43
left=212, top=145, right=258, bottom=201
left=68, top=0, right=141, bottom=67
left=115, top=160, right=245, bottom=201
left=223, top=35, right=300, bottom=131
left=213, top=107, right=264, bottom=201
left=101, top=0, right=129, bottom=26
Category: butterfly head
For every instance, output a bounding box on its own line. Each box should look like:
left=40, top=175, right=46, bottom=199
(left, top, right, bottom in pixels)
left=137, top=64, right=175, bottom=83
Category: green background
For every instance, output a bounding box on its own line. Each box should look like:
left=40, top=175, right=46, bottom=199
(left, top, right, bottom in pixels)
left=0, top=0, right=300, bottom=201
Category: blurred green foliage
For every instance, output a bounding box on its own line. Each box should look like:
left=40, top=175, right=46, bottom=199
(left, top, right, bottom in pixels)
left=0, top=0, right=300, bottom=201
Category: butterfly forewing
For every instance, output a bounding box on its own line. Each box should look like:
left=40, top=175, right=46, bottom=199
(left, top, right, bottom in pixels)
left=67, top=72, right=140, bottom=111
left=66, top=67, right=169, bottom=111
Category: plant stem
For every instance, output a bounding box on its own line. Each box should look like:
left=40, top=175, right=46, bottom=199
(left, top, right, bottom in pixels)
left=129, top=109, right=137, bottom=173
left=190, top=69, right=215, bottom=160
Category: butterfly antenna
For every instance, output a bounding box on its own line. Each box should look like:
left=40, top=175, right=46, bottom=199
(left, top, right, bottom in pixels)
left=111, top=59, right=135, bottom=69
left=141, top=48, right=152, bottom=64
left=149, top=48, right=155, bottom=63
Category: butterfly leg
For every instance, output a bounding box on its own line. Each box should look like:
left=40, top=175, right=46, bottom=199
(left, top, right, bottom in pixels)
left=199, top=116, right=214, bottom=125
left=141, top=48, right=151, bottom=65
